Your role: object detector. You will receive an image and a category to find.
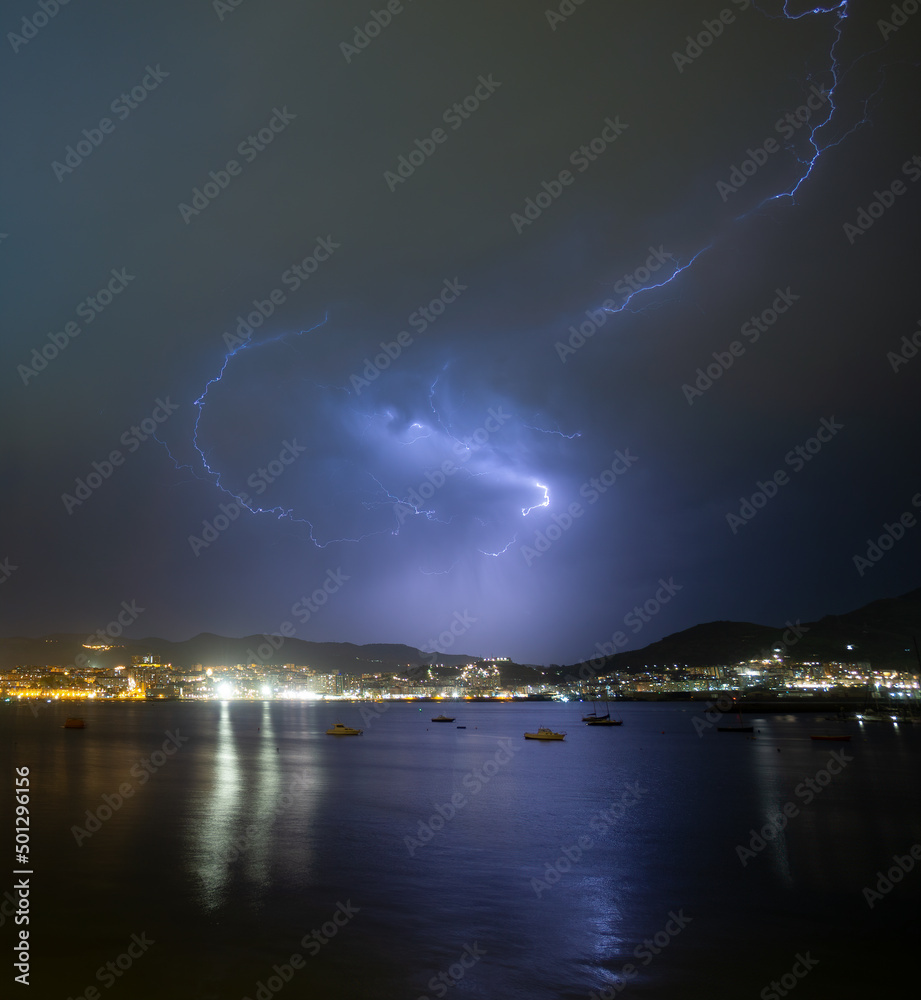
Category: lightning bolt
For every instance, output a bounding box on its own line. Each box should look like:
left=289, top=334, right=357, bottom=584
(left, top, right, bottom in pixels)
left=478, top=534, right=520, bottom=558
left=164, top=2, right=885, bottom=568
left=522, top=482, right=551, bottom=517
left=576, top=1, right=879, bottom=324
left=191, top=313, right=329, bottom=484
left=741, top=1, right=888, bottom=213
left=524, top=423, right=583, bottom=439
left=158, top=314, right=394, bottom=548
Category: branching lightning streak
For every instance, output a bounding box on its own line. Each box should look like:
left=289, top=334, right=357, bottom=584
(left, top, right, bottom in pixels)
left=159, top=315, right=394, bottom=548
left=171, top=2, right=880, bottom=568
left=524, top=423, right=583, bottom=439
left=522, top=482, right=550, bottom=517
left=478, top=534, right=520, bottom=558
left=581, top=2, right=872, bottom=321
left=191, top=314, right=329, bottom=479
left=740, top=1, right=888, bottom=215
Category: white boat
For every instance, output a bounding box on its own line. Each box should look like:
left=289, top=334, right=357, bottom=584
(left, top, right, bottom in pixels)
left=856, top=709, right=890, bottom=723
left=326, top=722, right=362, bottom=736
left=524, top=726, right=566, bottom=741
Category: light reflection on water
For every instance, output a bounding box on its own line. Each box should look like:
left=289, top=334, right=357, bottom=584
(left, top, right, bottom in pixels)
left=2, top=701, right=918, bottom=999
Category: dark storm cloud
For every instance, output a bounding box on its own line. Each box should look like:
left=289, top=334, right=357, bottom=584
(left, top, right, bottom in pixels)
left=2, top=0, right=919, bottom=662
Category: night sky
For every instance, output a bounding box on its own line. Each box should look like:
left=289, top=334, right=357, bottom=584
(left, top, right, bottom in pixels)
left=3, top=0, right=919, bottom=664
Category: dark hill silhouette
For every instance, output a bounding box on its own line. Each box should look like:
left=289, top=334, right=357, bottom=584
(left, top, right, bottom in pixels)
left=2, top=587, right=918, bottom=674
left=562, top=587, right=921, bottom=675
left=0, top=632, right=474, bottom=673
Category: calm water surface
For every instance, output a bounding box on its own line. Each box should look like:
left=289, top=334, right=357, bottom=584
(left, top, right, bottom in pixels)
left=2, top=701, right=919, bottom=999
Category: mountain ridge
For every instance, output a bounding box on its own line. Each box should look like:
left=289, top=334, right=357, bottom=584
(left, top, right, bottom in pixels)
left=2, top=587, right=919, bottom=674
left=564, top=587, right=921, bottom=675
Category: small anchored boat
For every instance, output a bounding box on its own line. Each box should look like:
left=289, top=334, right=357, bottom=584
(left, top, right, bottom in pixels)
left=524, top=727, right=566, bottom=741
left=718, top=705, right=753, bottom=733
left=809, top=734, right=852, bottom=741
left=431, top=714, right=455, bottom=722
left=581, top=695, right=609, bottom=722
left=63, top=717, right=86, bottom=729
left=326, top=722, right=362, bottom=736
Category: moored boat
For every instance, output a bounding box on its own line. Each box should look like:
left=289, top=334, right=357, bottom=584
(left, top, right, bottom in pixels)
left=326, top=722, right=362, bottom=736
left=581, top=695, right=609, bottom=722
left=524, top=727, right=566, bottom=741
left=856, top=709, right=890, bottom=722
left=718, top=705, right=753, bottom=732
left=431, top=714, right=455, bottom=722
